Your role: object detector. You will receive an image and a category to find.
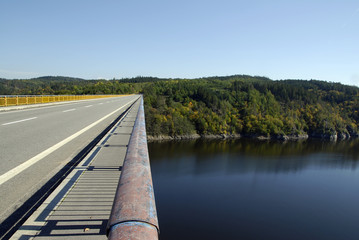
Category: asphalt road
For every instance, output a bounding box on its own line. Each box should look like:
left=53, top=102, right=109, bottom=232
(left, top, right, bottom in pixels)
left=0, top=95, right=140, bottom=225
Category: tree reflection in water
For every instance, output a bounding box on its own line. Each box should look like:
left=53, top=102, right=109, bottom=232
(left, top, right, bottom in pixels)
left=148, top=139, right=359, bottom=240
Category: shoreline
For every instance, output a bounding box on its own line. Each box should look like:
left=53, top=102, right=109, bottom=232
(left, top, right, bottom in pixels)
left=147, top=132, right=359, bottom=142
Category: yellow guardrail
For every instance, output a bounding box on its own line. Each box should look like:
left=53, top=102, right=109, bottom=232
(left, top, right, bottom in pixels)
left=0, top=95, right=128, bottom=107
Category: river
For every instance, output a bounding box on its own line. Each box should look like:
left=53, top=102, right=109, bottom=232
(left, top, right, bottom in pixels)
left=148, top=139, right=359, bottom=240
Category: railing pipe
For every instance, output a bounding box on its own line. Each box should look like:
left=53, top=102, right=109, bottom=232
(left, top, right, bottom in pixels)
left=107, top=98, right=159, bottom=240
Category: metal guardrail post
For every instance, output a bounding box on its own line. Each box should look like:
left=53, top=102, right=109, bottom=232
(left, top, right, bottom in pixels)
left=107, top=98, right=159, bottom=240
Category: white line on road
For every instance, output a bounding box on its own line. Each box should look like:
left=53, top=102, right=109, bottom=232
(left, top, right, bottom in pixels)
left=99, top=103, right=104, bottom=105
left=2, top=117, right=38, bottom=126
left=85, top=105, right=93, bottom=108
left=0, top=99, right=135, bottom=186
left=62, top=109, right=76, bottom=113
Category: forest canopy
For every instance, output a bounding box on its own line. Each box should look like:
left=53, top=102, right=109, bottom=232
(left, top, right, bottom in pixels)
left=1, top=75, right=359, bottom=140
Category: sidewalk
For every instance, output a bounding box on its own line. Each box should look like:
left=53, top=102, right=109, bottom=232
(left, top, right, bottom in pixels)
left=10, top=100, right=140, bottom=240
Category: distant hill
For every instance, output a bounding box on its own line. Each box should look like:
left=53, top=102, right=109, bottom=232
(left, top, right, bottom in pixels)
left=32, top=76, right=86, bottom=82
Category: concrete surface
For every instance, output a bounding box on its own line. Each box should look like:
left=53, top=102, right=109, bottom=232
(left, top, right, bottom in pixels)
left=10, top=99, right=140, bottom=240
left=0, top=95, right=139, bottom=230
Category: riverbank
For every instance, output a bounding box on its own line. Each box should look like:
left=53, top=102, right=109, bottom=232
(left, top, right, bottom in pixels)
left=147, top=131, right=359, bottom=142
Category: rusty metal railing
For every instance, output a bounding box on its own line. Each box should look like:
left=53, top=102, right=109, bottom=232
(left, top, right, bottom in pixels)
left=107, top=98, right=159, bottom=240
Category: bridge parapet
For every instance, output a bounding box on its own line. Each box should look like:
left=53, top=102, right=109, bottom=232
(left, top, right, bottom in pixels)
left=7, top=96, right=158, bottom=239
left=107, top=98, right=159, bottom=240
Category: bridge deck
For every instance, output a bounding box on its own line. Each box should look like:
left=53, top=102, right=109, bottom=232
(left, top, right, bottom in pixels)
left=11, top=100, right=141, bottom=240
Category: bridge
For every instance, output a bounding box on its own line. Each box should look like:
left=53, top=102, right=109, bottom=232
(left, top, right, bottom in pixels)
left=0, top=95, right=159, bottom=240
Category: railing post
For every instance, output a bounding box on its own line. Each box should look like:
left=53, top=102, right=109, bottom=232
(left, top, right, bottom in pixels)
left=5, top=96, right=7, bottom=106
left=107, top=98, right=159, bottom=240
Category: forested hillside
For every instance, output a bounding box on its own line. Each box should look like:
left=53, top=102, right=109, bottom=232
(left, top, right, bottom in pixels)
left=1, top=75, right=359, bottom=140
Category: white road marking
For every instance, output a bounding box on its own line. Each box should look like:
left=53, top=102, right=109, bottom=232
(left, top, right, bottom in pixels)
left=2, top=117, right=38, bottom=126
left=99, top=103, right=104, bottom=105
left=62, top=109, right=76, bottom=113
left=85, top=105, right=93, bottom=108
left=0, top=100, right=134, bottom=186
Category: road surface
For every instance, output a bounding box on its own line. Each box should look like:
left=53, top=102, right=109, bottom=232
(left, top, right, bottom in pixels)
left=0, top=95, right=139, bottom=227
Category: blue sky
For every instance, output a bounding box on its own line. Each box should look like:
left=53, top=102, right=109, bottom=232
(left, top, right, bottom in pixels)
left=0, top=0, right=358, bottom=85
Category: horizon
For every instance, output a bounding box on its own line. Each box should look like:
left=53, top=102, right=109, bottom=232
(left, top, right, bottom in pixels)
left=2, top=74, right=358, bottom=88
left=1, top=1, right=358, bottom=86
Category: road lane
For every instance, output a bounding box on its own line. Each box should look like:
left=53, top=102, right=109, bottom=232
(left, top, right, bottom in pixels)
left=0, top=95, right=140, bottom=224
left=0, top=96, right=120, bottom=121
left=0, top=101, right=133, bottom=186
left=0, top=96, right=137, bottom=174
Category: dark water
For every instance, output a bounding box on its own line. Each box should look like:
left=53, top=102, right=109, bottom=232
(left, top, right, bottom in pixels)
left=148, top=139, right=359, bottom=240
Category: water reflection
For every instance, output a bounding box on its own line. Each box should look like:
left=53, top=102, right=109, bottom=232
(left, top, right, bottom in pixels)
left=149, top=139, right=359, bottom=176
left=148, top=139, right=359, bottom=240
